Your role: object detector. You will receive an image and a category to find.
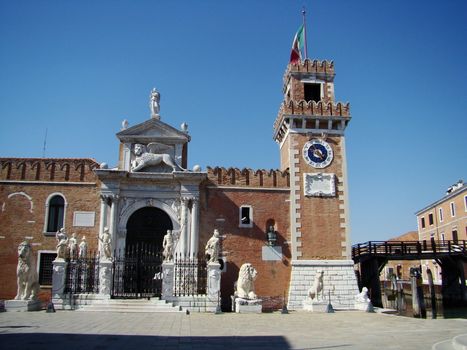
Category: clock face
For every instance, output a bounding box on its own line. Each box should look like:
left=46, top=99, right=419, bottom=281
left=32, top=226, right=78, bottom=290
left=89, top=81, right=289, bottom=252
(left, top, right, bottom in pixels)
left=303, top=139, right=333, bottom=168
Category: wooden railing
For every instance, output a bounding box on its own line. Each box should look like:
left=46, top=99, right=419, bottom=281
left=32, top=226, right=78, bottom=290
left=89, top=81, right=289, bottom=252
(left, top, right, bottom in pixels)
left=352, top=239, right=467, bottom=263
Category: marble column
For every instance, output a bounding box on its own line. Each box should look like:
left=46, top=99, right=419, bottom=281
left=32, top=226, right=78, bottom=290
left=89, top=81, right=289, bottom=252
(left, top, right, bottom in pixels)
left=98, top=195, right=109, bottom=256
left=108, top=194, right=118, bottom=253
left=190, top=198, right=199, bottom=257
left=179, top=198, right=189, bottom=257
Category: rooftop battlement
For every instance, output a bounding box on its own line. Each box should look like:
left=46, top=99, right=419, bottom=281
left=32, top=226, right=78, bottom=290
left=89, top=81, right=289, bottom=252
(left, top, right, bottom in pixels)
left=283, top=59, right=335, bottom=87
left=0, top=158, right=100, bottom=183
left=206, top=166, right=290, bottom=188
left=274, top=100, right=350, bottom=132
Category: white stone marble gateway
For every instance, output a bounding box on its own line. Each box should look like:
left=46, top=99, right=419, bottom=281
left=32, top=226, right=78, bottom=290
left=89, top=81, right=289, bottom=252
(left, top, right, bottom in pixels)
left=287, top=260, right=359, bottom=310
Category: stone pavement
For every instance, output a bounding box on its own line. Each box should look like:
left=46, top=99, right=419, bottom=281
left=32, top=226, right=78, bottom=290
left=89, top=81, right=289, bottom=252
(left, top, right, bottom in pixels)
left=0, top=310, right=466, bottom=350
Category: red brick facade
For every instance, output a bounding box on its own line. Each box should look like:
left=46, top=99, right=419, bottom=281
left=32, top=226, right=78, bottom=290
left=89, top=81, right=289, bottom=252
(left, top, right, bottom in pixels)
left=0, top=158, right=100, bottom=300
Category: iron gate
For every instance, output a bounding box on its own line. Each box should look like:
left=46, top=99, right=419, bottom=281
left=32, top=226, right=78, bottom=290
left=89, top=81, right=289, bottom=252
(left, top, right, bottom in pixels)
left=111, top=243, right=163, bottom=299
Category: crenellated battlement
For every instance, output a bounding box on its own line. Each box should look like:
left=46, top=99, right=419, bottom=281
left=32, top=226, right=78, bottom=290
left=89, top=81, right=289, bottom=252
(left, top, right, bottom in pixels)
left=206, top=166, right=290, bottom=188
left=0, top=158, right=100, bottom=183
left=284, top=59, right=335, bottom=86
left=274, top=100, right=350, bottom=131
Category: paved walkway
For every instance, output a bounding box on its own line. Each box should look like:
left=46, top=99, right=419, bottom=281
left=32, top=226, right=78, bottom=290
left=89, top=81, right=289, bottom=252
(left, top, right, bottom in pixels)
left=0, top=310, right=466, bottom=349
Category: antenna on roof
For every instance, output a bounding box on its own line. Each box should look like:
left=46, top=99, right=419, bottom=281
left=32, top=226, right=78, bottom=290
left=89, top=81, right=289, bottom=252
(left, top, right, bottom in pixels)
left=42, top=128, right=48, bottom=158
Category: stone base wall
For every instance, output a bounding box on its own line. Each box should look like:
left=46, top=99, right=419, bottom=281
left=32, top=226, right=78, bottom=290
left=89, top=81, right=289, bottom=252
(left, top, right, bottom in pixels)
left=287, top=260, right=359, bottom=310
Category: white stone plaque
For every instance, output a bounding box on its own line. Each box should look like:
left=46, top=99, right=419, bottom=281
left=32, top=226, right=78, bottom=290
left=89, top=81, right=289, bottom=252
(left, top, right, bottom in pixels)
left=303, top=173, right=336, bottom=197
left=262, top=246, right=282, bottom=261
left=73, top=211, right=96, bottom=227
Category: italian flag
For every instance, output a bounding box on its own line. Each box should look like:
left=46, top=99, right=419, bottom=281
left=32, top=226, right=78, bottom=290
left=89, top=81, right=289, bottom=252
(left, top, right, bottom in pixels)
left=290, top=24, right=305, bottom=64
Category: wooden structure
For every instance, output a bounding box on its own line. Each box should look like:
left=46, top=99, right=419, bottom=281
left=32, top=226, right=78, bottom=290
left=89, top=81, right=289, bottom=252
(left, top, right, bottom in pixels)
left=352, top=239, right=467, bottom=307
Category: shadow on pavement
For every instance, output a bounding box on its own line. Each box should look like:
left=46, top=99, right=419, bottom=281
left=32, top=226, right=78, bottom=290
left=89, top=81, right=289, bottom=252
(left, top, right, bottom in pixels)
left=0, top=333, right=293, bottom=349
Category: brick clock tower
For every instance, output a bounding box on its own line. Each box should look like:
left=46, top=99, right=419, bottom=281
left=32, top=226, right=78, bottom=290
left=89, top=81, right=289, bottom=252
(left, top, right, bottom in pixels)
left=273, top=59, right=359, bottom=309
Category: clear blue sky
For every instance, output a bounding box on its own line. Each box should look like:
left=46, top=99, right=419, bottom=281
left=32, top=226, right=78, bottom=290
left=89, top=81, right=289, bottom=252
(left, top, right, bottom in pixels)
left=1, top=0, right=466, bottom=244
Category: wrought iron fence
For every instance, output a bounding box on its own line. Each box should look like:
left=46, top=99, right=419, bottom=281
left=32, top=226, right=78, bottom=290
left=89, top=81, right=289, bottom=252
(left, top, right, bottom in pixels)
left=174, top=253, right=207, bottom=296
left=111, top=243, right=163, bottom=299
left=64, top=251, right=100, bottom=294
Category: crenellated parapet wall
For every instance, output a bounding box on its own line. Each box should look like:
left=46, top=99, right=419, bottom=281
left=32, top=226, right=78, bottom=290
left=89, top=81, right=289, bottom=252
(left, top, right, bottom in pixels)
left=206, top=166, right=290, bottom=188
left=283, top=59, right=335, bottom=86
left=274, top=100, right=350, bottom=131
left=0, top=158, right=100, bottom=183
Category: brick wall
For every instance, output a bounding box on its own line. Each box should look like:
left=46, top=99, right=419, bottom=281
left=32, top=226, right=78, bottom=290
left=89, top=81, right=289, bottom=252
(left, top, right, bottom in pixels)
left=199, top=172, right=291, bottom=311
left=0, top=158, right=101, bottom=301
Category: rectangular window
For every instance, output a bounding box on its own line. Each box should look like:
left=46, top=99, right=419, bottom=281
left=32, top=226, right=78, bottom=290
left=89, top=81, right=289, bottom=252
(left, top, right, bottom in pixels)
left=304, top=83, right=321, bottom=102
left=38, top=252, right=57, bottom=286
left=421, top=217, right=426, bottom=229
left=464, top=195, right=467, bottom=212
left=438, top=208, right=444, bottom=222
left=428, top=213, right=434, bottom=225
left=452, top=230, right=458, bottom=244
left=239, top=205, right=253, bottom=228
left=441, top=232, right=445, bottom=242
left=450, top=202, right=456, bottom=217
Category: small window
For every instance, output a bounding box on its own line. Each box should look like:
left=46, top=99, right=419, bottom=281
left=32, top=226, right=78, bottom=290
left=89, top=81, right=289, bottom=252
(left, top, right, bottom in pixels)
left=239, top=205, right=253, bottom=228
left=452, top=230, right=458, bottom=244
left=304, top=83, right=321, bottom=102
left=421, top=217, right=426, bottom=229
left=450, top=202, right=456, bottom=217
left=464, top=195, right=467, bottom=212
left=428, top=213, right=434, bottom=225
left=438, top=208, right=443, bottom=222
left=38, top=252, right=57, bottom=285
left=46, top=195, right=65, bottom=232
left=441, top=232, right=445, bottom=242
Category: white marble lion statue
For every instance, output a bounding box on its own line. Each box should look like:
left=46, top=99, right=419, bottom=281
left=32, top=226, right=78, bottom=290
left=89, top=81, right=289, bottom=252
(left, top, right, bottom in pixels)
left=15, top=241, right=40, bottom=300
left=307, top=269, right=324, bottom=301
left=131, top=143, right=183, bottom=172
left=235, top=263, right=258, bottom=299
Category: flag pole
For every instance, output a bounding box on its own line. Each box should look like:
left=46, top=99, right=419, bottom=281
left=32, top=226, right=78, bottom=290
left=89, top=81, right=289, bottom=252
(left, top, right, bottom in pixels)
left=302, top=7, right=308, bottom=60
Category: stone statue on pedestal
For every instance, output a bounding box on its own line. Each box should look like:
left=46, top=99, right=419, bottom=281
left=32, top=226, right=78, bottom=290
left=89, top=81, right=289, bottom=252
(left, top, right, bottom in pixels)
left=14, top=241, right=39, bottom=300
left=205, top=229, right=220, bottom=264
left=162, top=230, right=174, bottom=262
left=149, top=88, right=161, bottom=119
left=235, top=263, right=258, bottom=299
left=307, top=269, right=324, bottom=302
left=55, top=228, right=68, bottom=260
left=99, top=227, right=112, bottom=260
left=68, top=233, right=78, bottom=260
left=78, top=236, right=88, bottom=259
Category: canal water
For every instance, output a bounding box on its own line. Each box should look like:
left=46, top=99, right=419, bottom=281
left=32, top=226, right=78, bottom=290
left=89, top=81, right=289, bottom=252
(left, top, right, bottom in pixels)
left=381, top=288, right=467, bottom=319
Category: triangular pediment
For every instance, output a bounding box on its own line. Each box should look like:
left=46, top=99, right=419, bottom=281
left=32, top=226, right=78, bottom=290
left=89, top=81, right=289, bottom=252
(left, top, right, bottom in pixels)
left=117, top=118, right=190, bottom=144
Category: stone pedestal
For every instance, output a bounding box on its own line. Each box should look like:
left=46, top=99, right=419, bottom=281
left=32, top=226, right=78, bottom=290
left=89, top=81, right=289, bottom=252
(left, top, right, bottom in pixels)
left=162, top=262, right=175, bottom=300
left=303, top=298, right=328, bottom=312
left=207, top=262, right=221, bottom=302
left=5, top=299, right=41, bottom=312
left=52, top=259, right=67, bottom=298
left=99, top=260, right=112, bottom=298
left=355, top=300, right=374, bottom=312
left=235, top=298, right=262, bottom=313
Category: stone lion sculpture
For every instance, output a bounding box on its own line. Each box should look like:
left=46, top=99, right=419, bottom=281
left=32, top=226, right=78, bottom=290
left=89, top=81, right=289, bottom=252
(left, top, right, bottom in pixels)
left=235, top=263, right=258, bottom=299
left=131, top=143, right=183, bottom=172
left=307, top=269, right=324, bottom=301
left=355, top=287, right=371, bottom=303
left=15, top=241, right=40, bottom=300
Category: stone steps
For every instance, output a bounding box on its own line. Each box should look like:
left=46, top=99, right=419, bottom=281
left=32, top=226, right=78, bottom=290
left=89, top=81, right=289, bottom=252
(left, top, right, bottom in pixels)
left=432, top=334, right=467, bottom=350
left=75, top=298, right=184, bottom=313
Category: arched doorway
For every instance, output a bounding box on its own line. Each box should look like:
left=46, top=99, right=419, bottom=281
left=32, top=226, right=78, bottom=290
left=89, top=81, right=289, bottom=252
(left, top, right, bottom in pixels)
left=112, top=207, right=173, bottom=299
left=125, top=207, right=173, bottom=249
